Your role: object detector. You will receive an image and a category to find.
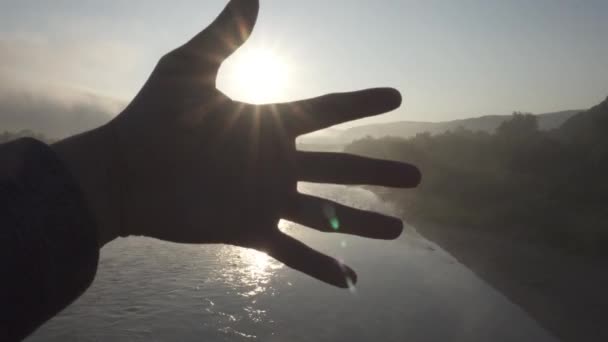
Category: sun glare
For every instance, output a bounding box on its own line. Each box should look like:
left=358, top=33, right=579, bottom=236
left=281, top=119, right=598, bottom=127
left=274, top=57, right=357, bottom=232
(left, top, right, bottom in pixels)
left=225, top=48, right=290, bottom=104
left=240, top=248, right=273, bottom=273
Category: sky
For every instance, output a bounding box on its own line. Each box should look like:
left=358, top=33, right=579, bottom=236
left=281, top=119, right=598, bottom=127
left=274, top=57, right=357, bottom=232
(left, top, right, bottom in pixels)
left=1, top=0, right=607, bottom=136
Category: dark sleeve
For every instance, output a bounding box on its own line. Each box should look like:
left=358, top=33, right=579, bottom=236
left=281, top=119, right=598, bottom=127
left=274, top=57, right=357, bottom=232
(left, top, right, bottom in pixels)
left=0, top=138, right=99, bottom=341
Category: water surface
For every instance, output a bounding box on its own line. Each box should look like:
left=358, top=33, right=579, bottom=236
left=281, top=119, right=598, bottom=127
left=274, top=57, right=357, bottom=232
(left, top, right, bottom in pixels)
left=28, top=185, right=556, bottom=342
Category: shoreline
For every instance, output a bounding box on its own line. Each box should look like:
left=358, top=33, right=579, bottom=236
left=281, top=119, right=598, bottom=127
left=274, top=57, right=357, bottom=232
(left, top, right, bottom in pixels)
left=407, top=219, right=608, bottom=342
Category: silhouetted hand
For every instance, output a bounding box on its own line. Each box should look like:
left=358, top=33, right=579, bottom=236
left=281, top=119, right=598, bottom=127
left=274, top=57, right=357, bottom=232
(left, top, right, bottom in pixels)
left=53, top=0, right=420, bottom=288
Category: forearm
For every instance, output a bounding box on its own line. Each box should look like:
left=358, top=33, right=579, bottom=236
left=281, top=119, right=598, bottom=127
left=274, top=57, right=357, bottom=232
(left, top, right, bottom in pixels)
left=0, top=138, right=100, bottom=341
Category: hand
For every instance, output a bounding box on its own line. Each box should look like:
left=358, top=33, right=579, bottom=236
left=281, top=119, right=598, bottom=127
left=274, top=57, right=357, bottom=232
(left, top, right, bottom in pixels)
left=53, top=0, right=420, bottom=288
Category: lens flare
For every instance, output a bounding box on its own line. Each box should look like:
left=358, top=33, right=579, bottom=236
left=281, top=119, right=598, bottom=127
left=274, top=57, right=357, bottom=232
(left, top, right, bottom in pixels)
left=322, top=203, right=340, bottom=231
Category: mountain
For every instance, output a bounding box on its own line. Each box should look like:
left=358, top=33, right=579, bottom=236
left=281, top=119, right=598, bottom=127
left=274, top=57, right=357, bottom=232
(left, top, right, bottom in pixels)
left=556, top=97, right=608, bottom=147
left=342, top=95, right=608, bottom=342
left=297, top=110, right=581, bottom=149
left=296, top=128, right=346, bottom=151
left=340, top=110, right=581, bottom=142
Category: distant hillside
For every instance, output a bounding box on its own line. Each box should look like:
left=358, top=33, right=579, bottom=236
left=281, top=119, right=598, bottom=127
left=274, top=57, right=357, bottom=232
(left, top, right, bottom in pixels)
left=343, top=96, right=608, bottom=342
left=343, top=95, right=608, bottom=256
left=297, top=110, right=581, bottom=148
left=340, top=110, right=581, bottom=142
left=556, top=97, right=608, bottom=147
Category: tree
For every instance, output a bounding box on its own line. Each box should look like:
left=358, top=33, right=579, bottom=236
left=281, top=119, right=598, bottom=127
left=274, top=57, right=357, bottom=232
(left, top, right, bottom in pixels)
left=496, top=112, right=539, bottom=140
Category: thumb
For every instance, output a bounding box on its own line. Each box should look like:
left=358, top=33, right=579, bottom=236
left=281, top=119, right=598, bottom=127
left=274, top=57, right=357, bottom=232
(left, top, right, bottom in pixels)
left=181, top=0, right=259, bottom=66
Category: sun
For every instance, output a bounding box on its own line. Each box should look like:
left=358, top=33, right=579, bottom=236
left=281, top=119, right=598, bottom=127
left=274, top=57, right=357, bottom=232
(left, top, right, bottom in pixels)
left=222, top=48, right=290, bottom=104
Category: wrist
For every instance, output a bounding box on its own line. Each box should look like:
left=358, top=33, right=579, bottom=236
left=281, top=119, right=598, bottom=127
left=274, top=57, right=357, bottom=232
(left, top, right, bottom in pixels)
left=52, top=124, right=122, bottom=248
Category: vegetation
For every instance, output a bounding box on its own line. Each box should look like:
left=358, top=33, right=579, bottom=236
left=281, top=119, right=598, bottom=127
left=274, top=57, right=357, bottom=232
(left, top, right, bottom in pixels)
left=3, top=97, right=607, bottom=256
left=346, top=97, right=608, bottom=256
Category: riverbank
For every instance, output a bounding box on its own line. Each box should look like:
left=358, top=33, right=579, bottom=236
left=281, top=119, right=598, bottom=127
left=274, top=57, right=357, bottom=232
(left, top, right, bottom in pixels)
left=408, top=219, right=608, bottom=342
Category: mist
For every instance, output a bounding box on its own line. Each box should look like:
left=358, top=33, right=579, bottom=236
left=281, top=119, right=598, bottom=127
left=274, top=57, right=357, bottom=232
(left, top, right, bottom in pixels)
left=0, top=78, right=123, bottom=139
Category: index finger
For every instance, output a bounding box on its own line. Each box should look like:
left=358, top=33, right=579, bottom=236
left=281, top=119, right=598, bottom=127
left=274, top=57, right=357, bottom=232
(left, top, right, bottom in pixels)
left=265, top=88, right=402, bottom=137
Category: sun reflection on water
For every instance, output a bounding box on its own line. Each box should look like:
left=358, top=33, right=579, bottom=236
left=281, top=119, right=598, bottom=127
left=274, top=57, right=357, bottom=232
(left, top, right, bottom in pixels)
left=203, top=245, right=285, bottom=339
left=242, top=248, right=273, bottom=273
left=212, top=246, right=283, bottom=299
left=203, top=221, right=297, bottom=338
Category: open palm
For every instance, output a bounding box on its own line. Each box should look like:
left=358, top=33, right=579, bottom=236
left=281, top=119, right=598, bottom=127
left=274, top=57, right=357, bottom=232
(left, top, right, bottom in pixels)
left=107, top=0, right=420, bottom=288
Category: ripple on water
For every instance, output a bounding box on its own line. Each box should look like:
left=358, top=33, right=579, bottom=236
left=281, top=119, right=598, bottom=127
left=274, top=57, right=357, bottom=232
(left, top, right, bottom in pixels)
left=27, top=184, right=558, bottom=342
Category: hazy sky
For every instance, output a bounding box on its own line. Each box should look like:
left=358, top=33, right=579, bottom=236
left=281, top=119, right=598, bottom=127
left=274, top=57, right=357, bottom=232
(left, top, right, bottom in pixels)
left=1, top=0, right=607, bottom=131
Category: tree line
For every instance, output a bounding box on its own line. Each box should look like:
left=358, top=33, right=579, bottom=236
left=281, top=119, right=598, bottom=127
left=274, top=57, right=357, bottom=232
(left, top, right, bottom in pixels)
left=346, top=97, right=608, bottom=257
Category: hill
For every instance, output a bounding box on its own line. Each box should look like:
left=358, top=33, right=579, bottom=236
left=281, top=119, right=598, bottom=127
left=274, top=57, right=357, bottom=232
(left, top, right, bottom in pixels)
left=556, top=96, right=608, bottom=146
left=344, top=96, right=608, bottom=342
left=297, top=109, right=581, bottom=149
left=340, top=110, right=580, bottom=141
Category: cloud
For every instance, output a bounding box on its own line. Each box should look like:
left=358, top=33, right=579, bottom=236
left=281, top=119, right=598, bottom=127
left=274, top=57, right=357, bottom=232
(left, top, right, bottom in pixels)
left=0, top=34, right=134, bottom=139
left=0, top=79, right=123, bottom=139
left=0, top=33, right=140, bottom=97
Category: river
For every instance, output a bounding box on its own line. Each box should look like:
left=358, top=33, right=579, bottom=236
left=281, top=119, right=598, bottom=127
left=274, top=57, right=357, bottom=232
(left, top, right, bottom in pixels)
left=27, top=184, right=556, bottom=342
